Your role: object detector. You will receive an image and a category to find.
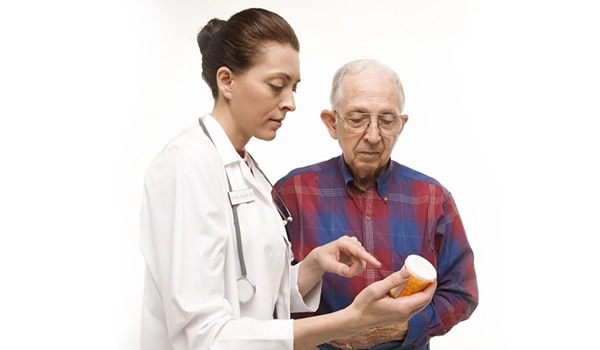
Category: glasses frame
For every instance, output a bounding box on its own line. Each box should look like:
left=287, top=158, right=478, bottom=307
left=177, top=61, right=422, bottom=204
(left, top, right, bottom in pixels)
left=334, top=110, right=404, bottom=136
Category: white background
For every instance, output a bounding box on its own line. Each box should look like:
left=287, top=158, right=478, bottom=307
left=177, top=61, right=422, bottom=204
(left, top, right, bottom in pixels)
left=1, top=1, right=598, bottom=349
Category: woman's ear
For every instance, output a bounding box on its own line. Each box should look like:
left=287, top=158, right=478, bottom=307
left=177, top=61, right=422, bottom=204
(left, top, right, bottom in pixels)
left=320, top=109, right=338, bottom=140
left=216, top=66, right=234, bottom=99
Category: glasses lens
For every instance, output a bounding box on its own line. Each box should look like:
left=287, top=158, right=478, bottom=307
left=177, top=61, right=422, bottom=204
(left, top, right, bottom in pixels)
left=377, top=114, right=399, bottom=135
left=344, top=113, right=370, bottom=132
left=340, top=112, right=401, bottom=135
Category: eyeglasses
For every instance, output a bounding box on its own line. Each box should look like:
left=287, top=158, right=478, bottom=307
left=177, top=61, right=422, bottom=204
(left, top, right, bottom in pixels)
left=335, top=111, right=403, bottom=136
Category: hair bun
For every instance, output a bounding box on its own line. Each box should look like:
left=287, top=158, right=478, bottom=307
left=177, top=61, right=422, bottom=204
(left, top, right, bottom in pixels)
left=197, top=18, right=226, bottom=56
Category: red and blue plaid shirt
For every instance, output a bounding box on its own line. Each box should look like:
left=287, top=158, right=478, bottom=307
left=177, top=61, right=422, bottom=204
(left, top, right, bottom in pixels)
left=274, top=156, right=478, bottom=347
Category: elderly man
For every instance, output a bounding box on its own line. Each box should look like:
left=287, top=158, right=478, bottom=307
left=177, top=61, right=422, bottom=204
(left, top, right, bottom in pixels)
left=274, top=59, right=478, bottom=350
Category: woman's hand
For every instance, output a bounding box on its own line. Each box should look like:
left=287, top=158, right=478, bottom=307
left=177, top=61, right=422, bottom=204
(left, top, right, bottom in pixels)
left=297, top=236, right=381, bottom=296
left=347, top=268, right=436, bottom=331
left=311, top=235, right=381, bottom=277
left=292, top=269, right=436, bottom=350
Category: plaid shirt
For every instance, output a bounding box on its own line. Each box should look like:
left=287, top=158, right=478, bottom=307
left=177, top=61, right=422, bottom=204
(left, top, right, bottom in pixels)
left=274, top=156, right=478, bottom=347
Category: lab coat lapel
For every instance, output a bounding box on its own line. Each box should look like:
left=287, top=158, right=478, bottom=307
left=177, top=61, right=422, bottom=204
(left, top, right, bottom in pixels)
left=200, top=114, right=271, bottom=202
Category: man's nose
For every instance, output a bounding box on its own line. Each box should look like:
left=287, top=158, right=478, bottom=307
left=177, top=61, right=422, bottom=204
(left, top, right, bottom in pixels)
left=364, top=117, right=382, bottom=141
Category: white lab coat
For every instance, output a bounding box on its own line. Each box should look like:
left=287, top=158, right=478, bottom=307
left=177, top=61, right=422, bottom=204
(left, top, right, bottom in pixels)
left=140, top=114, right=321, bottom=350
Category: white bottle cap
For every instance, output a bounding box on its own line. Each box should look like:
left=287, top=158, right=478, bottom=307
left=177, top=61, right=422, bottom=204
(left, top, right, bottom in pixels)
left=404, top=255, right=436, bottom=282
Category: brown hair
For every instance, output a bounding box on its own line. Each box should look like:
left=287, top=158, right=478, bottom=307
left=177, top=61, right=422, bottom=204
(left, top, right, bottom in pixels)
left=197, top=8, right=300, bottom=99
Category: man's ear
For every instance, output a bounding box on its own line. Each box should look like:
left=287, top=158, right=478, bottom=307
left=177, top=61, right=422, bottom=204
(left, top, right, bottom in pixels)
left=401, top=114, right=409, bottom=125
left=216, top=66, right=234, bottom=98
left=320, top=109, right=338, bottom=140
left=399, top=114, right=409, bottom=134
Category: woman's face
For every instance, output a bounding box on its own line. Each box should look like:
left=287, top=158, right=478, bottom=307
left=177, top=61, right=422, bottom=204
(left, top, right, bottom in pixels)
left=229, top=43, right=300, bottom=144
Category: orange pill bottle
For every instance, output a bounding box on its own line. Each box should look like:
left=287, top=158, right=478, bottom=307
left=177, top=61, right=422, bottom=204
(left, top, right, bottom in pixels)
left=389, top=254, right=436, bottom=297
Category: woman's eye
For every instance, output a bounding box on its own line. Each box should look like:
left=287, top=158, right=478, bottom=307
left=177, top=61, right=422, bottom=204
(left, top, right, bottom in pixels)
left=269, top=84, right=284, bottom=92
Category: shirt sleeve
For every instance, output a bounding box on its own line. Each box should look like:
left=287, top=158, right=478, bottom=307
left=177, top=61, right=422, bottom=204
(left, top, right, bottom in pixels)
left=289, top=261, right=322, bottom=312
left=402, top=194, right=479, bottom=346
left=140, top=130, right=295, bottom=350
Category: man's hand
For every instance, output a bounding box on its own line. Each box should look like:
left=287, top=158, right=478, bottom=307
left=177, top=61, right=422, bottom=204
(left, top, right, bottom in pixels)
left=328, top=323, right=408, bottom=349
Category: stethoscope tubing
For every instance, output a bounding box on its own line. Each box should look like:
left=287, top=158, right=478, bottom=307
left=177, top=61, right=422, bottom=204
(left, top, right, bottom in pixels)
left=198, top=117, right=291, bottom=302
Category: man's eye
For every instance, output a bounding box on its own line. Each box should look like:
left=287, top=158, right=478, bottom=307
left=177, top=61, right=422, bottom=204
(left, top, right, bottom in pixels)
left=348, top=118, right=367, bottom=126
left=379, top=115, right=396, bottom=124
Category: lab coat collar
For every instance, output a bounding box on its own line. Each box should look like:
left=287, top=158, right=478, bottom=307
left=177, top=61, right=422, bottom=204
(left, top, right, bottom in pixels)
left=200, top=114, right=244, bottom=167
left=199, top=114, right=265, bottom=192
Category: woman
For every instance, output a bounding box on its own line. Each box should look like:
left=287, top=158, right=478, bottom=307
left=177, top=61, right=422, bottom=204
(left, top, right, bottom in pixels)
left=140, top=8, right=435, bottom=350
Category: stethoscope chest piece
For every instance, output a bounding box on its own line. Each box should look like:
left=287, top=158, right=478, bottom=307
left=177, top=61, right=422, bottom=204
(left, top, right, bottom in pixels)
left=237, top=277, right=256, bottom=303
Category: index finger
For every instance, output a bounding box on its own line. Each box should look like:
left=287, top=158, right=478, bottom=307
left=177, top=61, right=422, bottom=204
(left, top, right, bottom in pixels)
left=346, top=244, right=382, bottom=268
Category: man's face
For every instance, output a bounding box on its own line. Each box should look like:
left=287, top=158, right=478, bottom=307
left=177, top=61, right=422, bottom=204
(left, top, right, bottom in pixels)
left=323, top=67, right=407, bottom=188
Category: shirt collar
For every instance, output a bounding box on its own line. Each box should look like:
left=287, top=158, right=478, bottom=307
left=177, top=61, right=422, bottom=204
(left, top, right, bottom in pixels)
left=336, top=155, right=393, bottom=199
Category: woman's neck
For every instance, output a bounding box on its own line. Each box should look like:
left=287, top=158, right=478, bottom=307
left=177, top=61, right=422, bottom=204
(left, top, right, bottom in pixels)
left=211, top=106, right=250, bottom=151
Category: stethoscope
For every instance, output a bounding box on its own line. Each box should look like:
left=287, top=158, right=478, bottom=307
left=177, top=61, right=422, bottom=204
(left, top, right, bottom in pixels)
left=199, top=117, right=293, bottom=303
